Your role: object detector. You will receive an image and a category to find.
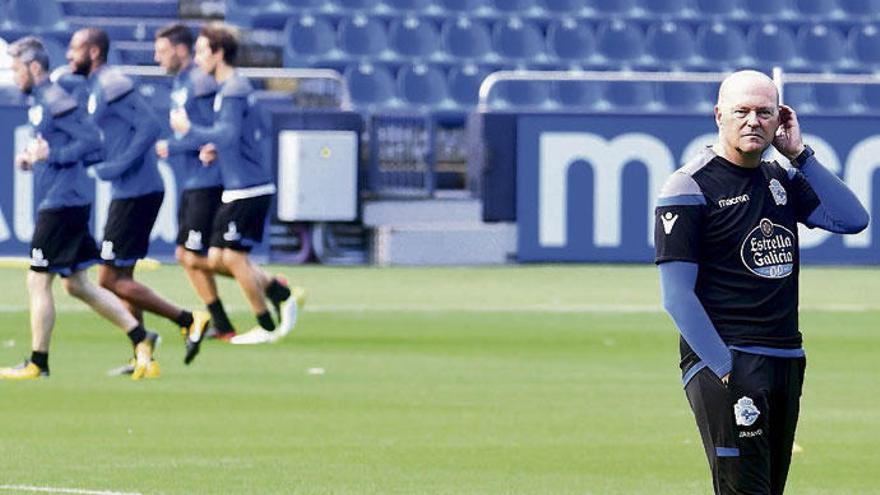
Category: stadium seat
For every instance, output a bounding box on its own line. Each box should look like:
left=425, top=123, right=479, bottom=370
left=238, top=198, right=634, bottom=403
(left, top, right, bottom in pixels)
left=596, top=20, right=645, bottom=65
left=280, top=0, right=323, bottom=7
left=539, top=0, right=587, bottom=14
left=696, top=22, right=748, bottom=68
left=592, top=0, right=637, bottom=16
left=861, top=84, right=880, bottom=111
left=792, top=0, right=838, bottom=17
left=338, top=15, right=389, bottom=58
left=7, top=0, right=65, bottom=30
left=658, top=82, right=712, bottom=111
left=546, top=18, right=596, bottom=64
left=492, top=80, right=551, bottom=108
left=489, top=0, right=537, bottom=12
left=838, top=0, right=880, bottom=17
left=645, top=21, right=696, bottom=68
left=747, top=23, right=798, bottom=68
left=693, top=0, right=741, bottom=17
left=441, top=17, right=493, bottom=60
left=813, top=84, right=863, bottom=112
left=334, top=0, right=382, bottom=9
left=436, top=0, right=489, bottom=11
left=344, top=63, right=397, bottom=106
left=492, top=18, right=544, bottom=62
left=553, top=80, right=605, bottom=109
left=398, top=64, right=448, bottom=106
left=783, top=84, right=816, bottom=114
left=385, top=0, right=433, bottom=10
left=40, top=37, right=69, bottom=69
left=605, top=81, right=656, bottom=109
left=850, top=24, right=880, bottom=67
left=741, top=0, right=791, bottom=17
left=640, top=0, right=692, bottom=16
left=284, top=14, right=337, bottom=61
left=389, top=16, right=440, bottom=59
left=796, top=24, right=847, bottom=69
left=447, top=64, right=487, bottom=106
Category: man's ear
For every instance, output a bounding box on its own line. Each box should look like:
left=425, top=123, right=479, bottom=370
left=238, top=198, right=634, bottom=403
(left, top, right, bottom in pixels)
left=714, top=105, right=723, bottom=128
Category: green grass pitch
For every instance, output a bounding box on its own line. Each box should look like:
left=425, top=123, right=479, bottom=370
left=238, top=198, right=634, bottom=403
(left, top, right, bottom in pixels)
left=0, top=264, right=877, bottom=494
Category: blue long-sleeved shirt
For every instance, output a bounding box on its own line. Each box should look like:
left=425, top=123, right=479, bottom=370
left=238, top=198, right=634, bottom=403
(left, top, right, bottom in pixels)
left=165, top=63, right=222, bottom=191
left=28, top=80, right=101, bottom=211
left=85, top=65, right=164, bottom=199
left=172, top=71, right=271, bottom=191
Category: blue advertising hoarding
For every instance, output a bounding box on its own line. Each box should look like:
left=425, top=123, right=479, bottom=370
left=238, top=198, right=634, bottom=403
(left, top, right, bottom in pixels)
left=516, top=114, right=880, bottom=263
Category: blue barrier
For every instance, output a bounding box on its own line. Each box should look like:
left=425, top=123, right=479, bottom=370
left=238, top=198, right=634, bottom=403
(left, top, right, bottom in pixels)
left=506, top=113, right=880, bottom=264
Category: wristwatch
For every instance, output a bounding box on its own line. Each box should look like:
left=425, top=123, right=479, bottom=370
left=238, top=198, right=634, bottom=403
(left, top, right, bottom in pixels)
left=791, top=145, right=814, bottom=168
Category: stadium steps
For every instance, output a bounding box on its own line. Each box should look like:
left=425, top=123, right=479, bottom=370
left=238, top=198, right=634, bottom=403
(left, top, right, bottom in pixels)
left=58, top=0, right=179, bottom=18
left=364, top=199, right=515, bottom=265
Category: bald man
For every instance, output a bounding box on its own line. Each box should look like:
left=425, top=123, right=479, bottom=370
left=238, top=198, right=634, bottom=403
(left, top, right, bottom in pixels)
left=655, top=70, right=869, bottom=494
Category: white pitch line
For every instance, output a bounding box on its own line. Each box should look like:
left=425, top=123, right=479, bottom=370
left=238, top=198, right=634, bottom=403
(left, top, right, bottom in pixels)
left=0, top=485, right=141, bottom=495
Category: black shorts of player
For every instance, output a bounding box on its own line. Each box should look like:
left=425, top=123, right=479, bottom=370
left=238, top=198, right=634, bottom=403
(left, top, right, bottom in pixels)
left=176, top=187, right=223, bottom=255
left=101, top=191, right=164, bottom=267
left=684, top=351, right=806, bottom=495
left=209, top=194, right=272, bottom=253
left=30, top=205, right=100, bottom=277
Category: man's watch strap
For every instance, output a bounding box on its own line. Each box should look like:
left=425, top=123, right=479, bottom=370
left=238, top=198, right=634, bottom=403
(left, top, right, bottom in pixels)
left=791, top=145, right=814, bottom=168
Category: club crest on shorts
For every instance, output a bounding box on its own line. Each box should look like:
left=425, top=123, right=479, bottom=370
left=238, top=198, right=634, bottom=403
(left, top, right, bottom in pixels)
left=101, top=240, right=116, bottom=260
left=30, top=248, right=49, bottom=267
left=223, top=222, right=241, bottom=242
left=734, top=396, right=761, bottom=427
left=28, top=105, right=43, bottom=127
left=185, top=230, right=203, bottom=251
left=769, top=178, right=787, bottom=206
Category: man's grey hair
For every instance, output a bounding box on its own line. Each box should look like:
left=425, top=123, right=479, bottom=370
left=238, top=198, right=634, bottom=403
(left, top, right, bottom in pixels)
left=8, top=36, right=50, bottom=71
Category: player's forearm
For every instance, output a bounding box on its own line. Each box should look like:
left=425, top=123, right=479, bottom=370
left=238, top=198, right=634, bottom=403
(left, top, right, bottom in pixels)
left=659, top=261, right=732, bottom=379
left=801, top=156, right=870, bottom=233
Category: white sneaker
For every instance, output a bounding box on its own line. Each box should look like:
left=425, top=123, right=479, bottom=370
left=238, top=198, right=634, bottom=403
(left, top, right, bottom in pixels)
left=276, top=287, right=307, bottom=340
left=230, top=327, right=276, bottom=345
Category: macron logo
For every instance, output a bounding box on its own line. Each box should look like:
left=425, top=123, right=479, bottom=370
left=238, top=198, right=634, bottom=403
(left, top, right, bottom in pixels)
left=661, top=212, right=679, bottom=235
left=718, top=194, right=750, bottom=208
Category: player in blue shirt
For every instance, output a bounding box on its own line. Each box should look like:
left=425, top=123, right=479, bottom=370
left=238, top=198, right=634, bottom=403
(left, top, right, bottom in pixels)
left=0, top=37, right=159, bottom=380
left=67, top=28, right=210, bottom=370
left=655, top=71, right=869, bottom=494
left=169, top=22, right=304, bottom=345
left=153, top=24, right=237, bottom=361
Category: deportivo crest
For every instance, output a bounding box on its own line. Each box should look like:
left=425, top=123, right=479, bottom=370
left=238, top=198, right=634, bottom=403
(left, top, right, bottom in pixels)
left=741, top=218, right=796, bottom=279
left=87, top=93, right=98, bottom=115
left=30, top=248, right=49, bottom=267
left=171, top=87, right=189, bottom=109
left=213, top=93, right=223, bottom=112
left=101, top=240, right=116, bottom=260
left=734, top=396, right=761, bottom=427
left=185, top=230, right=203, bottom=251
left=769, top=178, right=787, bottom=206
left=28, top=105, right=43, bottom=127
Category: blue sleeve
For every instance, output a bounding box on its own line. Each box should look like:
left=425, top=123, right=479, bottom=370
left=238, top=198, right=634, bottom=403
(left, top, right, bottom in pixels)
left=91, top=92, right=161, bottom=180
left=46, top=113, right=102, bottom=168
left=167, top=94, right=216, bottom=155
left=796, top=156, right=870, bottom=234
left=173, top=96, right=243, bottom=150
left=659, top=261, right=732, bottom=379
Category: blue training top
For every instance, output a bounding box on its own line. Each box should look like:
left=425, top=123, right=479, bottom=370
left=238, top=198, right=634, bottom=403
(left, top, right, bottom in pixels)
left=85, top=65, right=164, bottom=199
left=165, top=63, right=222, bottom=191
left=29, top=80, right=101, bottom=211
left=172, top=71, right=271, bottom=191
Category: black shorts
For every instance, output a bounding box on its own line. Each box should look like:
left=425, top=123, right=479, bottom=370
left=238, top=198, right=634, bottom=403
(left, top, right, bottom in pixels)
left=177, top=187, right=223, bottom=255
left=30, top=205, right=100, bottom=277
left=101, top=191, right=164, bottom=267
left=210, top=194, right=272, bottom=253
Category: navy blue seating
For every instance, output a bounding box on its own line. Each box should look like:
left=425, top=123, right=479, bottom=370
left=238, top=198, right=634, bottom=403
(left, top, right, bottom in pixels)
left=389, top=16, right=440, bottom=59
left=284, top=14, right=338, bottom=63
left=646, top=21, right=696, bottom=68
left=441, top=16, right=493, bottom=61
left=742, top=0, right=792, bottom=18
left=792, top=0, right=838, bottom=17
left=436, top=0, right=489, bottom=11
left=447, top=64, right=487, bottom=106
left=784, top=84, right=816, bottom=113
left=492, top=80, right=551, bottom=108
left=546, top=18, right=596, bottom=65
left=385, top=0, right=435, bottom=10
left=335, top=0, right=382, bottom=9
left=838, top=0, right=880, bottom=17
left=489, top=0, right=537, bottom=13
left=850, top=24, right=880, bottom=68
left=659, top=81, right=712, bottom=111
left=41, top=37, right=69, bottom=69
left=539, top=0, right=587, bottom=14
left=696, top=22, right=748, bottom=68
left=797, top=24, right=847, bottom=69
left=553, top=80, right=605, bottom=109
left=861, top=84, right=880, bottom=110
left=593, top=0, right=637, bottom=16
left=8, top=0, right=65, bottom=31
left=338, top=15, right=388, bottom=58
left=345, top=63, right=398, bottom=106
left=280, top=0, right=323, bottom=7
left=605, top=81, right=656, bottom=109
left=693, top=0, right=741, bottom=17
left=813, top=84, right=863, bottom=112
left=596, top=20, right=645, bottom=66
left=492, top=18, right=544, bottom=63
left=641, top=0, right=692, bottom=17
left=398, top=63, right=448, bottom=106
left=748, top=23, right=798, bottom=68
